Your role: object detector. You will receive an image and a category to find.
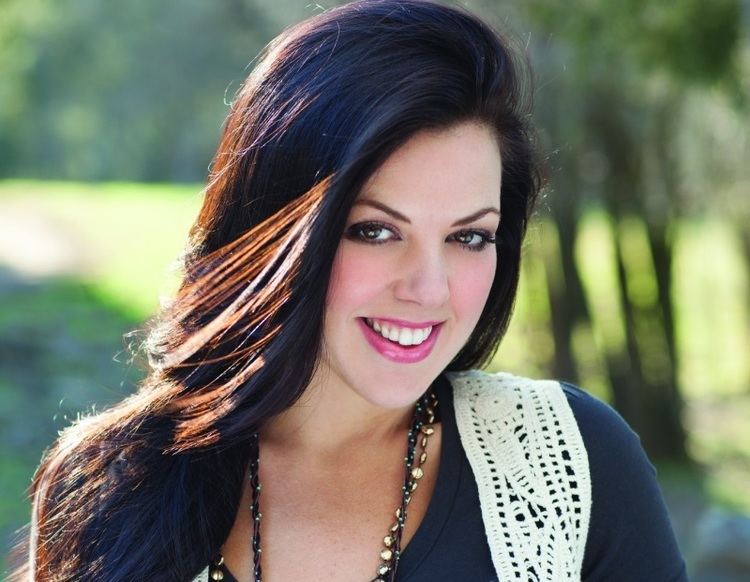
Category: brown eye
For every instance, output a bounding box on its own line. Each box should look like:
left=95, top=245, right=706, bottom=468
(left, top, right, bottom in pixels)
left=345, top=222, right=398, bottom=244
left=451, top=230, right=495, bottom=252
left=456, top=232, right=481, bottom=245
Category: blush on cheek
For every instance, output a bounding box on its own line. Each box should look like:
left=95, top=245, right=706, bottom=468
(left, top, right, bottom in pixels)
left=325, top=245, right=390, bottom=308
left=452, top=257, right=496, bottom=321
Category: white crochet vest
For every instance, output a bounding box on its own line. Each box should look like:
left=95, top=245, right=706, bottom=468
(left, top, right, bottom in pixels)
left=447, top=369, right=591, bottom=580
left=191, top=369, right=592, bottom=581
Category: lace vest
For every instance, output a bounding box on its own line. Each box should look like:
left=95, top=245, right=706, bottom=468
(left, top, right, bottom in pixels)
left=191, top=370, right=592, bottom=581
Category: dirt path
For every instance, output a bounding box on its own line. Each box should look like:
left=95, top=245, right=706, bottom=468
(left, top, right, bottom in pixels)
left=0, top=200, right=92, bottom=279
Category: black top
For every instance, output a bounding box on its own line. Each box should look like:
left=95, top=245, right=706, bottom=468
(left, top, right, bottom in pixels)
left=215, top=374, right=688, bottom=581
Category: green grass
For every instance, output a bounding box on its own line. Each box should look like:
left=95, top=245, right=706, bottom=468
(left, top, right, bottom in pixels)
left=0, top=278, right=145, bottom=562
left=0, top=179, right=202, bottom=318
left=673, top=219, right=750, bottom=398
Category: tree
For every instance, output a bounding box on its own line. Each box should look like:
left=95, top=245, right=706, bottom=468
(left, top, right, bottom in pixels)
left=476, top=0, right=745, bottom=460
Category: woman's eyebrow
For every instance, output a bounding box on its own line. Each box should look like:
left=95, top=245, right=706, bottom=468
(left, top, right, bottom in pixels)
left=353, top=199, right=500, bottom=226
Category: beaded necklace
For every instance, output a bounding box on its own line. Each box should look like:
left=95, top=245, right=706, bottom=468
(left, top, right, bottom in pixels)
left=208, top=388, right=439, bottom=582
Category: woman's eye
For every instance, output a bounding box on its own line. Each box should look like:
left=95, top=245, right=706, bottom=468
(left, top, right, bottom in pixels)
left=345, top=222, right=397, bottom=244
left=344, top=223, right=495, bottom=251
left=452, top=230, right=496, bottom=252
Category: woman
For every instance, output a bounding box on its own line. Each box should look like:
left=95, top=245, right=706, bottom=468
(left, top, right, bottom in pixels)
left=13, top=0, right=688, bottom=580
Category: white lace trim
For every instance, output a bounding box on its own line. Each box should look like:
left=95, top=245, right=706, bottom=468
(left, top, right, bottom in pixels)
left=448, top=369, right=591, bottom=581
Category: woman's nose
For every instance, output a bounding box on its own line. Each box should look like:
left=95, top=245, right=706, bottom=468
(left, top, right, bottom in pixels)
left=392, top=245, right=450, bottom=308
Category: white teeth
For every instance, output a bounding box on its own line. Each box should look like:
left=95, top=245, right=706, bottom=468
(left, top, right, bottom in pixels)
left=365, top=318, right=434, bottom=346
left=397, top=328, right=414, bottom=346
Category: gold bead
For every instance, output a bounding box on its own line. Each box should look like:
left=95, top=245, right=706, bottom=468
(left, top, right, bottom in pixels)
left=420, top=451, right=427, bottom=463
left=421, top=436, right=428, bottom=447
left=428, top=413, right=435, bottom=423
left=378, top=564, right=390, bottom=575
left=411, top=481, right=418, bottom=491
left=411, top=467, right=424, bottom=479
left=421, top=425, right=434, bottom=435
left=391, top=523, right=399, bottom=532
left=210, top=569, right=224, bottom=581
left=215, top=555, right=224, bottom=566
left=383, top=535, right=393, bottom=547
left=395, top=508, right=402, bottom=518
left=380, top=548, right=393, bottom=561
left=426, top=406, right=434, bottom=416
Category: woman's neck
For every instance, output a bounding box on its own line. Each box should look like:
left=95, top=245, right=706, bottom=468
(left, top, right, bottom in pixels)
left=259, top=372, right=417, bottom=465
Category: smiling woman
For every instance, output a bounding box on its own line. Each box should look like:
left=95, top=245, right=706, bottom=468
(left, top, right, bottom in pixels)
left=318, top=123, right=502, bottom=404
left=12, top=1, right=687, bottom=581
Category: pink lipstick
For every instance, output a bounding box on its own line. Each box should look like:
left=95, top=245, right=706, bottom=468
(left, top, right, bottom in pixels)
left=357, top=318, right=442, bottom=364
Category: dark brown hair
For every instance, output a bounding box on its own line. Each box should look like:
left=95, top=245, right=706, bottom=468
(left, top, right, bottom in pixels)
left=9, top=1, right=540, bottom=579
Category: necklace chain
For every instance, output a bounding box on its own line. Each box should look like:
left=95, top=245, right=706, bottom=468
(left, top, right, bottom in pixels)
left=209, top=388, right=439, bottom=582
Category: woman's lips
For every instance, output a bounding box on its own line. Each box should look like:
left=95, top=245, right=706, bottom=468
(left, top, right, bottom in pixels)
left=365, top=317, right=443, bottom=329
left=357, top=318, right=442, bottom=364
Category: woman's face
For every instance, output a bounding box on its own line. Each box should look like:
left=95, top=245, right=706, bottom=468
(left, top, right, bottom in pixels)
left=320, top=121, right=502, bottom=409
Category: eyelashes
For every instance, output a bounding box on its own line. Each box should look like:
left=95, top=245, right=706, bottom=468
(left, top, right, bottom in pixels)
left=344, top=221, right=497, bottom=252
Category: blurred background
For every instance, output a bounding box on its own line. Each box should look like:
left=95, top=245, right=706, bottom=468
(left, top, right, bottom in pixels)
left=1, top=0, right=748, bottom=579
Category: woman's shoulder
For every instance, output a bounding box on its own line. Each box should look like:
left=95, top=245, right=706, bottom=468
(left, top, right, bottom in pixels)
left=561, top=381, right=688, bottom=579
left=444, top=369, right=687, bottom=580
left=557, top=380, right=647, bottom=464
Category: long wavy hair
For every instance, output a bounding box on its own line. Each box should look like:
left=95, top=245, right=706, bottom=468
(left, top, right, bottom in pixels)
left=9, top=1, right=540, bottom=579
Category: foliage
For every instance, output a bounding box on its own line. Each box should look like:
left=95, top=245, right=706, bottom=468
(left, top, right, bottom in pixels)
left=525, top=0, right=742, bottom=86
left=481, top=0, right=750, bottom=460
left=0, top=0, right=274, bottom=181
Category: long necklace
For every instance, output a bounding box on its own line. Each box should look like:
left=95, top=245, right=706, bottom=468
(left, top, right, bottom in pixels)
left=208, top=388, right=439, bottom=582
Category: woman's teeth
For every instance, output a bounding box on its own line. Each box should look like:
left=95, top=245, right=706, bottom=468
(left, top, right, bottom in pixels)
left=365, top=318, right=433, bottom=346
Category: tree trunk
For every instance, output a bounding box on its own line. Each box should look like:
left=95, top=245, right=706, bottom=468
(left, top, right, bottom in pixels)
left=642, top=224, right=688, bottom=460
left=610, top=216, right=644, bottom=430
left=544, top=193, right=592, bottom=386
left=588, top=82, right=688, bottom=460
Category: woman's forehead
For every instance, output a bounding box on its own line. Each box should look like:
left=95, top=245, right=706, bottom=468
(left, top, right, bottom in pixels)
left=354, top=122, right=502, bottom=215
left=351, top=196, right=501, bottom=226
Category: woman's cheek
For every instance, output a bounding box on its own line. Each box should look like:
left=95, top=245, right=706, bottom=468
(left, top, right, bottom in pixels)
left=451, top=252, right=496, bottom=321
left=326, top=244, right=391, bottom=307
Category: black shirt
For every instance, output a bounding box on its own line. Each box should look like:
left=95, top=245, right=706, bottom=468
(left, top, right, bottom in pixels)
left=216, top=374, right=688, bottom=581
